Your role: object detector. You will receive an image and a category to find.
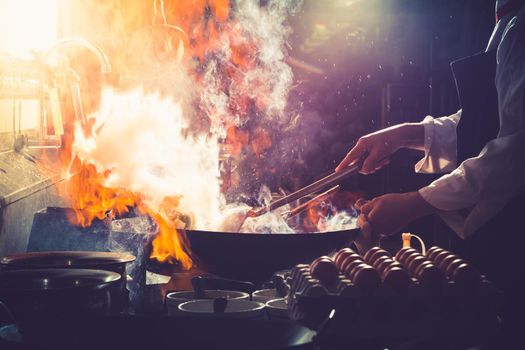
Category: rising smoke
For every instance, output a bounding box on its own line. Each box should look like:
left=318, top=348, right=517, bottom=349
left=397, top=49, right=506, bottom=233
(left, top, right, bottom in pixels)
left=68, top=0, right=355, bottom=234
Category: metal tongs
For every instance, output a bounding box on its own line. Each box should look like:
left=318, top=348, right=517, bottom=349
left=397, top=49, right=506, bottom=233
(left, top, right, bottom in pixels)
left=247, top=159, right=363, bottom=218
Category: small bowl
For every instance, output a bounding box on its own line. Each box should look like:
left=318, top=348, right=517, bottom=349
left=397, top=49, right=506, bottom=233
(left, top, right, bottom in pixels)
left=265, top=298, right=289, bottom=320
left=252, top=289, right=282, bottom=303
left=178, top=299, right=265, bottom=319
left=166, top=290, right=249, bottom=316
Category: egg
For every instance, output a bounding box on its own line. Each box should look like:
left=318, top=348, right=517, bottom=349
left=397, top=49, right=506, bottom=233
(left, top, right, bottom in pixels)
left=353, top=265, right=381, bottom=290
left=414, top=261, right=433, bottom=278
left=335, top=251, right=358, bottom=269
left=310, top=260, right=339, bottom=285
left=426, top=246, right=444, bottom=260
left=438, top=254, right=459, bottom=271
left=382, top=261, right=405, bottom=277
left=418, top=264, right=446, bottom=290
left=343, top=259, right=365, bottom=278
left=383, top=267, right=411, bottom=292
left=375, top=258, right=395, bottom=276
left=452, top=263, right=481, bottom=290
left=366, top=248, right=391, bottom=266
left=404, top=252, right=423, bottom=268
left=445, top=258, right=465, bottom=277
left=407, top=255, right=427, bottom=275
left=395, top=247, right=417, bottom=263
left=432, top=251, right=452, bottom=267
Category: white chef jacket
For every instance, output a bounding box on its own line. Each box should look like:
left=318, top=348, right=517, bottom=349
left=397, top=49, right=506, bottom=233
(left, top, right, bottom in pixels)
left=415, top=6, right=525, bottom=239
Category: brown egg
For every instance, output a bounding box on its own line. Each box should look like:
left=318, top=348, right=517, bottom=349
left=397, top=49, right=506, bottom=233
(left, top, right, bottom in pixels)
left=366, top=248, right=391, bottom=266
left=432, top=251, right=452, bottom=267
left=362, top=247, right=383, bottom=263
left=334, top=251, right=355, bottom=269
left=353, top=265, right=381, bottom=290
left=395, top=247, right=417, bottom=263
left=376, top=258, right=395, bottom=276
left=338, top=253, right=362, bottom=271
left=404, top=252, right=424, bottom=269
left=373, top=255, right=392, bottom=269
left=452, top=263, right=481, bottom=290
left=333, top=248, right=355, bottom=267
left=438, top=254, right=459, bottom=272
left=309, top=257, right=333, bottom=275
left=407, top=255, right=427, bottom=275
left=382, top=261, right=405, bottom=276
left=418, top=264, right=446, bottom=289
left=445, top=259, right=466, bottom=277
left=383, top=267, right=411, bottom=292
left=425, top=246, right=444, bottom=260
left=414, top=261, right=433, bottom=278
left=344, top=260, right=365, bottom=278
left=311, top=260, right=339, bottom=285
left=311, top=256, right=333, bottom=265
left=340, top=256, right=363, bottom=275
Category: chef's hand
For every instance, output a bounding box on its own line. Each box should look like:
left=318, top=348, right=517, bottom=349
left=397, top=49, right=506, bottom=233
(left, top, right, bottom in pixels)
left=356, top=191, right=435, bottom=237
left=336, top=123, right=425, bottom=174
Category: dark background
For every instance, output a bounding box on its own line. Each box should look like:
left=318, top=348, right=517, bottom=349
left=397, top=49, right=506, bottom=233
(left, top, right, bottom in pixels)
left=283, top=0, right=496, bottom=245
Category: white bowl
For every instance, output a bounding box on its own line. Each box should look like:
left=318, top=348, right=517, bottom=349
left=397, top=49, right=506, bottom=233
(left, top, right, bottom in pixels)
left=252, top=289, right=282, bottom=303
left=166, top=290, right=249, bottom=316
left=178, top=299, right=265, bottom=319
left=265, top=298, right=289, bottom=319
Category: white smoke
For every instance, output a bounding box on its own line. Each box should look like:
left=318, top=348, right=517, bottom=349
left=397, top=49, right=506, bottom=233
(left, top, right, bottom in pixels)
left=67, top=0, right=357, bottom=235
left=200, top=0, right=302, bottom=135
left=72, top=88, right=223, bottom=230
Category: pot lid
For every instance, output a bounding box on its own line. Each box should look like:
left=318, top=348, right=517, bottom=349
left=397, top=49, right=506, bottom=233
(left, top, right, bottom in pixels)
left=178, top=299, right=265, bottom=318
left=166, top=290, right=249, bottom=302
left=0, top=251, right=136, bottom=268
left=0, top=268, right=121, bottom=293
left=265, top=298, right=288, bottom=318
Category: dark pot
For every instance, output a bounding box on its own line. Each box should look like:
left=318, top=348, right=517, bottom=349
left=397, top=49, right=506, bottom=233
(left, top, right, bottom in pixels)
left=0, top=269, right=120, bottom=325
left=0, top=251, right=135, bottom=312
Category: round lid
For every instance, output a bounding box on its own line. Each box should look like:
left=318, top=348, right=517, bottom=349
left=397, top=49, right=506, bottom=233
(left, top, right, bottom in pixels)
left=265, top=298, right=288, bottom=318
left=178, top=299, right=265, bottom=318
left=0, top=268, right=121, bottom=293
left=166, top=290, right=249, bottom=303
left=0, top=251, right=136, bottom=268
left=252, top=289, right=280, bottom=298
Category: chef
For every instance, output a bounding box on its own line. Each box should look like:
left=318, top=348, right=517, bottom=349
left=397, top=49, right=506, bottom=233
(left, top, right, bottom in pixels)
left=337, top=0, right=525, bottom=340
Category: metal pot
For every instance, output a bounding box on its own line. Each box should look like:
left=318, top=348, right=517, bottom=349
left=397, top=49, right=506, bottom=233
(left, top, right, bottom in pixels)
left=0, top=251, right=135, bottom=312
left=0, top=268, right=121, bottom=324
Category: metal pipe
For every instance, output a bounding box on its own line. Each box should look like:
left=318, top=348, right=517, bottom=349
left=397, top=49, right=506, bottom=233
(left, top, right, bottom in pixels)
left=45, top=38, right=111, bottom=74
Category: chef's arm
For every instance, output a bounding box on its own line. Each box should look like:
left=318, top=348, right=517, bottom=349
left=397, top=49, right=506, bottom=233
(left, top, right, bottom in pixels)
left=336, top=122, right=426, bottom=174
left=415, top=111, right=461, bottom=174
left=419, top=13, right=525, bottom=237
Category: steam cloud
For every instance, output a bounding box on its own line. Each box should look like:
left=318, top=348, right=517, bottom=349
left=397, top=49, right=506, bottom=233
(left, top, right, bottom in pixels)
left=69, top=0, right=355, bottom=234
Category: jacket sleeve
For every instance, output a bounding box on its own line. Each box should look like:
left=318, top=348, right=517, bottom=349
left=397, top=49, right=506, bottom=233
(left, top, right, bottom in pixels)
left=415, top=111, right=461, bottom=174
left=418, top=12, right=525, bottom=238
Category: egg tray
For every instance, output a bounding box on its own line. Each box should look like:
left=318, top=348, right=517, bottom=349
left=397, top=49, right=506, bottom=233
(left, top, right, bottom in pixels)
left=284, top=264, right=502, bottom=338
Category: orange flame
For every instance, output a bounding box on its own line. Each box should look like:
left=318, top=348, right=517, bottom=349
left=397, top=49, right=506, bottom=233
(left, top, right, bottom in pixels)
left=65, top=160, right=137, bottom=227
left=65, top=158, right=193, bottom=268
left=142, top=196, right=192, bottom=268
left=54, top=0, right=295, bottom=268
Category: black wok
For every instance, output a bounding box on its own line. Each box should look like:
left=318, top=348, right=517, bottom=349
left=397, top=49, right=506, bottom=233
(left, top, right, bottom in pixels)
left=149, top=228, right=358, bottom=282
